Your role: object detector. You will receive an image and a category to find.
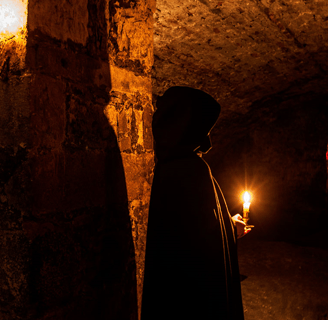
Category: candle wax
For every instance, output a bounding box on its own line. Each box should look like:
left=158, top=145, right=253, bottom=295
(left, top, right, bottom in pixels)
left=243, top=202, right=250, bottom=219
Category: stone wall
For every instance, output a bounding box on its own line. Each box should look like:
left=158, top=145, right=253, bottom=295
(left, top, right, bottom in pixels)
left=0, top=0, right=154, bottom=319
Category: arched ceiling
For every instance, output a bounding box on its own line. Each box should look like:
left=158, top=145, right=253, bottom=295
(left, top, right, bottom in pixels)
left=152, top=0, right=328, bottom=119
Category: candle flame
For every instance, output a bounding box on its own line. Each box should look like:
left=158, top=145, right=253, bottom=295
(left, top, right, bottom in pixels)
left=0, top=0, right=27, bottom=40
left=243, top=191, right=251, bottom=203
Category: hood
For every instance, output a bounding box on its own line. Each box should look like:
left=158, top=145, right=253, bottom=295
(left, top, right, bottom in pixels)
left=152, top=86, right=221, bottom=160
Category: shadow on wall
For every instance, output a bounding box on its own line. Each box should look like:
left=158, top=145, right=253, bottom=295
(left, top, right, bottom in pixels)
left=27, top=127, right=138, bottom=320
left=19, top=0, right=138, bottom=319
left=206, top=94, right=328, bottom=242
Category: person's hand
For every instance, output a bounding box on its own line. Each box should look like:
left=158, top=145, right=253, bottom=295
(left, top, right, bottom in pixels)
left=231, top=214, right=251, bottom=239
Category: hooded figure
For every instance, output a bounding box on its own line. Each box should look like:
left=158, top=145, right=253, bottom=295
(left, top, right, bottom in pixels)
left=141, top=87, right=244, bottom=320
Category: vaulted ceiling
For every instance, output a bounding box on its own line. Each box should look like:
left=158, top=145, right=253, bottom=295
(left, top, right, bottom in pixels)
left=153, top=0, right=328, bottom=120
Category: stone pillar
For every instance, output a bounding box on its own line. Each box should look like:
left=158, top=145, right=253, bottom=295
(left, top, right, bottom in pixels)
left=0, top=0, right=155, bottom=319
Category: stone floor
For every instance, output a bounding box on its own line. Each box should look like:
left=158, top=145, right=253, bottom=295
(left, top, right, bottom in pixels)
left=238, top=232, right=328, bottom=320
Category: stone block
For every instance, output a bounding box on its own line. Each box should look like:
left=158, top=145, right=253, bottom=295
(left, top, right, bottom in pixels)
left=0, top=75, right=31, bottom=149
left=30, top=150, right=65, bottom=215
left=30, top=148, right=110, bottom=215
left=30, top=74, right=66, bottom=149
left=143, top=101, right=154, bottom=151
left=61, top=149, right=107, bottom=211
left=65, top=87, right=111, bottom=150
left=110, top=65, right=152, bottom=94
left=121, top=152, right=154, bottom=204
left=27, top=37, right=110, bottom=88
left=0, top=230, right=29, bottom=319
left=28, top=0, right=89, bottom=45
left=118, top=108, right=132, bottom=151
left=108, top=0, right=155, bottom=75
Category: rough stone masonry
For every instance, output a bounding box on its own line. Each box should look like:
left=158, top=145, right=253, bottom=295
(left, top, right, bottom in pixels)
left=0, top=0, right=155, bottom=319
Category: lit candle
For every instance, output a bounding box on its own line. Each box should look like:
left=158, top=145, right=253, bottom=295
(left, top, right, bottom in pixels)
left=242, top=191, right=251, bottom=220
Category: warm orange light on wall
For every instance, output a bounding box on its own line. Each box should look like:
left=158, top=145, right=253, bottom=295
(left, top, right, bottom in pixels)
left=0, top=0, right=27, bottom=40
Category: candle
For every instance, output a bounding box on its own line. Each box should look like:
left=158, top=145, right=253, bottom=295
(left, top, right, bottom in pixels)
left=242, top=191, right=251, bottom=220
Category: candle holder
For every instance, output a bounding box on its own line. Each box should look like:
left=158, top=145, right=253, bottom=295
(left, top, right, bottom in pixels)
left=242, top=217, right=254, bottom=230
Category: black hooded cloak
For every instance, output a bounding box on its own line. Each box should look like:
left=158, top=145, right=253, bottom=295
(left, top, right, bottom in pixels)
left=141, top=87, right=244, bottom=320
